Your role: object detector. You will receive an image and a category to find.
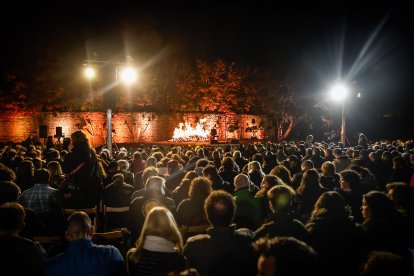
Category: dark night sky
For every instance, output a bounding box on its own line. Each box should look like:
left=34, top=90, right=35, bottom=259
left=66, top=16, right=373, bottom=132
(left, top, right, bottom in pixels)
left=1, top=1, right=413, bottom=139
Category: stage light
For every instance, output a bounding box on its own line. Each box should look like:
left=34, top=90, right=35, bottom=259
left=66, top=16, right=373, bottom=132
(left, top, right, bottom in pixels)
left=329, top=83, right=348, bottom=102
left=84, top=66, right=96, bottom=79
left=119, top=67, right=138, bottom=85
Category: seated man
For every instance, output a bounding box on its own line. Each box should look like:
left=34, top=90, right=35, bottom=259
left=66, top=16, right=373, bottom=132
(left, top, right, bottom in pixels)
left=255, top=185, right=309, bottom=243
left=19, top=168, right=63, bottom=213
left=0, top=202, right=47, bottom=276
left=253, top=236, right=319, bottom=276
left=184, top=190, right=257, bottom=276
left=128, top=176, right=175, bottom=245
left=43, top=211, right=126, bottom=276
left=233, top=174, right=263, bottom=230
left=18, top=168, right=65, bottom=235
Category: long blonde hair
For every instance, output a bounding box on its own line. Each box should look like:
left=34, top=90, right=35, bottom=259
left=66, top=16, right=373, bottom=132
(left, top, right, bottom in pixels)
left=47, top=161, right=62, bottom=176
left=47, top=161, right=63, bottom=187
left=128, top=207, right=183, bottom=264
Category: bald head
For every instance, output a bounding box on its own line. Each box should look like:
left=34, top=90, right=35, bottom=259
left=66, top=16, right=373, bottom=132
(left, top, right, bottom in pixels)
left=234, top=174, right=250, bottom=190
left=65, top=212, right=93, bottom=241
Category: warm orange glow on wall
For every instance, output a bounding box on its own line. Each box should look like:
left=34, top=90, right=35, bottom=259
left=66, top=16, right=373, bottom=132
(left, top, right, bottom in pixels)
left=0, top=112, right=265, bottom=146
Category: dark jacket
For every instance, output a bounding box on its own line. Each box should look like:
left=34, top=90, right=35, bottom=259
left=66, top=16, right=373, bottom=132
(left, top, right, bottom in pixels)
left=306, top=214, right=366, bottom=276
left=362, top=214, right=412, bottom=261
left=121, top=169, right=135, bottom=187
left=171, top=179, right=191, bottom=207
left=63, top=144, right=103, bottom=208
left=184, top=225, right=257, bottom=276
left=0, top=236, right=47, bottom=276
left=104, top=182, right=135, bottom=230
left=176, top=197, right=208, bottom=226
left=320, top=174, right=340, bottom=191
left=104, top=182, right=135, bottom=207
left=254, top=212, right=309, bottom=243
left=165, top=170, right=186, bottom=192
left=128, top=190, right=175, bottom=244
left=336, top=189, right=363, bottom=224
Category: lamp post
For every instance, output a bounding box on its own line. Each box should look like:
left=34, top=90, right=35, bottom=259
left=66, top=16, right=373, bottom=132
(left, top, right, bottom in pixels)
left=329, top=83, right=348, bottom=146
left=83, top=60, right=138, bottom=155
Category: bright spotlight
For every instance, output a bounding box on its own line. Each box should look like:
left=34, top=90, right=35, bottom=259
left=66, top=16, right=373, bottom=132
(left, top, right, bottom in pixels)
left=329, top=84, right=348, bottom=102
left=119, top=67, right=138, bottom=85
left=84, top=66, right=95, bottom=79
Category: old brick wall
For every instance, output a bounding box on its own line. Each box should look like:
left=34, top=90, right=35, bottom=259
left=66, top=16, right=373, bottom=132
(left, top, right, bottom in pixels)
left=0, top=111, right=268, bottom=147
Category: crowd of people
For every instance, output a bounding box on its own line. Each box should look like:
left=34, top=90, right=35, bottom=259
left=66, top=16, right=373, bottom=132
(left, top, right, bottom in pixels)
left=1, top=130, right=414, bottom=275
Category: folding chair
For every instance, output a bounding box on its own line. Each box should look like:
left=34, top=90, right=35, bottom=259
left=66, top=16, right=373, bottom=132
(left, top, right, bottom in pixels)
left=93, top=227, right=129, bottom=257
left=103, top=205, right=130, bottom=231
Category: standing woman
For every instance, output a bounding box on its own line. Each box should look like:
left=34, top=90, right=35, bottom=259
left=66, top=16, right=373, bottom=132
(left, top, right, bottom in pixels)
left=62, top=130, right=103, bottom=208
left=127, top=207, right=186, bottom=275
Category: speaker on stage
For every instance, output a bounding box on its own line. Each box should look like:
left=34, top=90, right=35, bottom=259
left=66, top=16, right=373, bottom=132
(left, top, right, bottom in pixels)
left=55, top=127, right=63, bottom=137
left=39, top=125, right=48, bottom=138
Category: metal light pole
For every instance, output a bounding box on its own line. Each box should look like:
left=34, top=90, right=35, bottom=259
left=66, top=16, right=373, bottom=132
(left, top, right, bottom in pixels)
left=330, top=83, right=348, bottom=146
left=341, top=101, right=345, bottom=146
left=106, top=108, right=112, bottom=155
left=83, top=58, right=138, bottom=156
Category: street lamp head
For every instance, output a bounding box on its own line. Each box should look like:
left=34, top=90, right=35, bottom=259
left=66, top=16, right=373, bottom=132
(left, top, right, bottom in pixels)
left=119, top=67, right=138, bottom=85
left=84, top=66, right=96, bottom=79
left=329, top=83, right=348, bottom=102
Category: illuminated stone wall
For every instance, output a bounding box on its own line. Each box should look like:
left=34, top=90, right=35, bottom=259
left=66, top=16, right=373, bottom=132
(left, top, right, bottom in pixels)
left=0, top=111, right=268, bottom=147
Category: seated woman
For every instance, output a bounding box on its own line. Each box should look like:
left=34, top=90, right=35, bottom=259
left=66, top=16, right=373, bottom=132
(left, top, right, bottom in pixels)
left=47, top=161, right=65, bottom=190
left=176, top=177, right=212, bottom=227
left=126, top=207, right=186, bottom=275
left=361, top=191, right=412, bottom=261
left=320, top=161, right=340, bottom=191
left=306, top=191, right=365, bottom=276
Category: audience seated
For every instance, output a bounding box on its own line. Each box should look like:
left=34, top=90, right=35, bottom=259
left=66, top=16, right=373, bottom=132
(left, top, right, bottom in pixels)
left=126, top=207, right=186, bottom=275
left=2, top=133, right=414, bottom=275
left=361, top=191, right=412, bottom=261
left=176, top=177, right=211, bottom=227
left=253, top=236, right=320, bottom=276
left=128, top=176, right=175, bottom=245
left=0, top=202, right=47, bottom=276
left=104, top=173, right=134, bottom=207
left=184, top=190, right=257, bottom=276
left=233, top=174, right=263, bottom=230
left=306, top=191, right=366, bottom=276
left=362, top=251, right=413, bottom=276
left=255, top=185, right=308, bottom=242
left=43, top=211, right=126, bottom=276
left=172, top=171, right=198, bottom=207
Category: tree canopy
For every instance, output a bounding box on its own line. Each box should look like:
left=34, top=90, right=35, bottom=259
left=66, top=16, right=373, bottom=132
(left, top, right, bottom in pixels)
left=0, top=57, right=310, bottom=140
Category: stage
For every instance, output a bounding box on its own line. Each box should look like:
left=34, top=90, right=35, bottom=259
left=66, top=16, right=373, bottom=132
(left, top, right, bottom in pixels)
left=96, top=138, right=266, bottom=151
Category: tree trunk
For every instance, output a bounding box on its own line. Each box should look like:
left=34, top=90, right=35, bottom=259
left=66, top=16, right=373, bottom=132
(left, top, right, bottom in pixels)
left=281, top=116, right=294, bottom=141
